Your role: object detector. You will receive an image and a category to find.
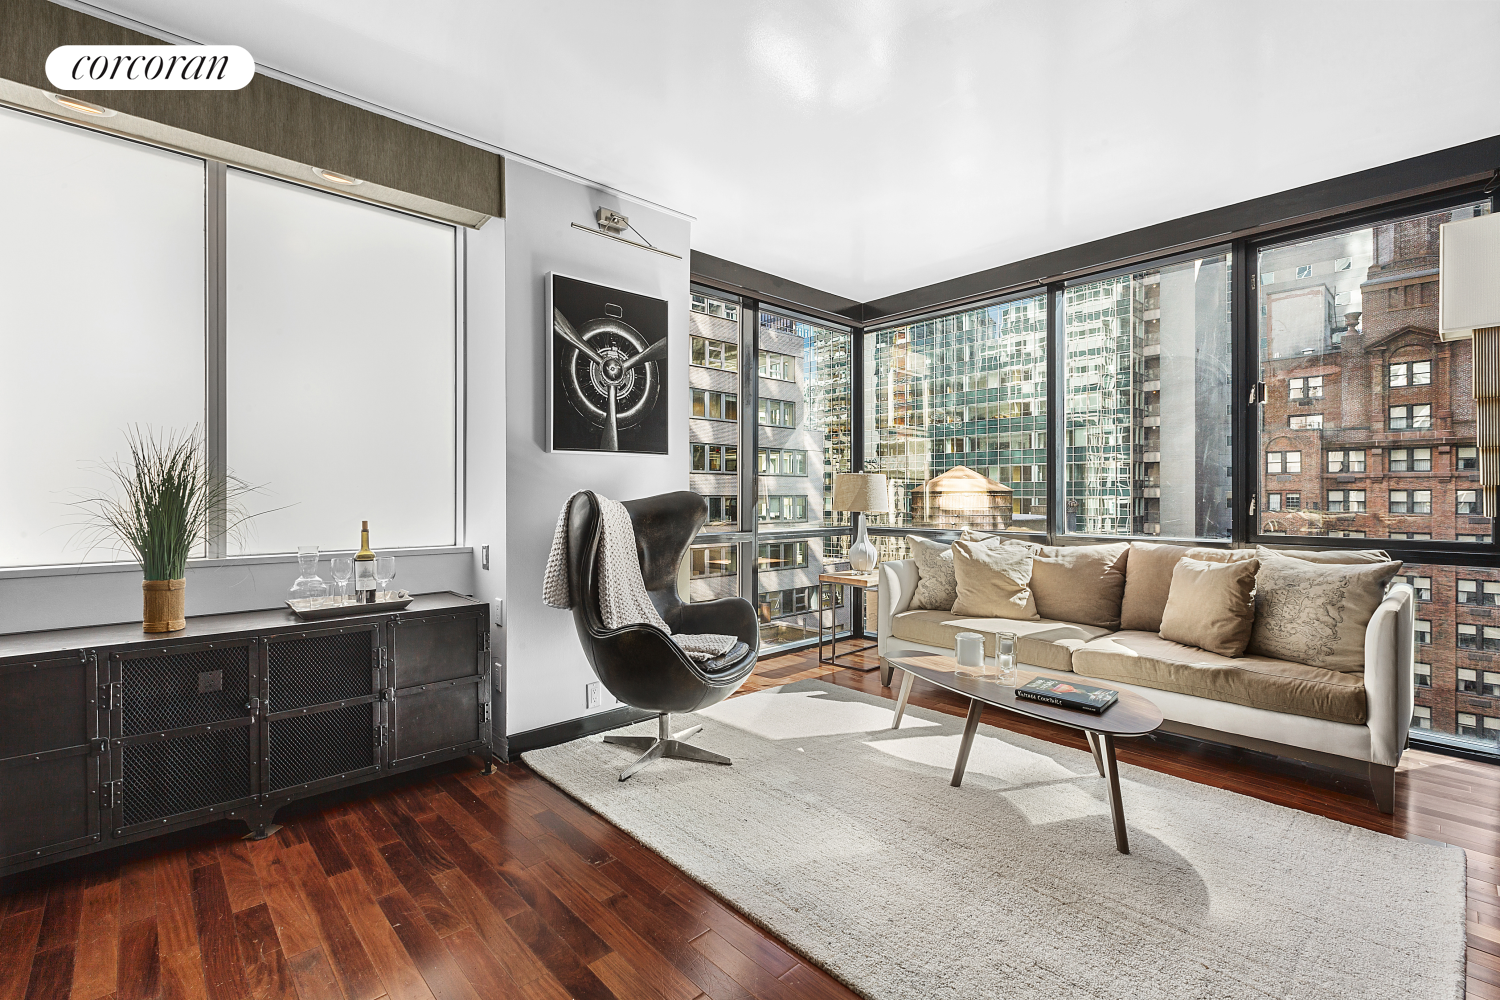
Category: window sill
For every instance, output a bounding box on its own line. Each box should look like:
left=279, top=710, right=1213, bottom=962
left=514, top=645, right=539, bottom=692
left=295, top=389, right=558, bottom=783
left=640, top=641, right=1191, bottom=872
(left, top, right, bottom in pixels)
left=0, top=545, right=473, bottom=581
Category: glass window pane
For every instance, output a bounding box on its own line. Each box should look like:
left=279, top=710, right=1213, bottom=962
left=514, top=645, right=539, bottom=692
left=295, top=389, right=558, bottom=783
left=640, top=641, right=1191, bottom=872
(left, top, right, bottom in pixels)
left=1257, top=201, right=1491, bottom=544
left=226, top=169, right=456, bottom=553
left=865, top=295, right=1048, bottom=533
left=686, top=287, right=742, bottom=534
left=1403, top=561, right=1499, bottom=742
left=1064, top=254, right=1232, bottom=538
left=0, top=109, right=206, bottom=567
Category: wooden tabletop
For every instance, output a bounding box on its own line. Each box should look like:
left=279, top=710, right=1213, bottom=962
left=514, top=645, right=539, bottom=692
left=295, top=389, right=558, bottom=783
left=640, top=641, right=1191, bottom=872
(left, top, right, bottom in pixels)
left=884, top=648, right=1163, bottom=737
left=818, top=572, right=879, bottom=587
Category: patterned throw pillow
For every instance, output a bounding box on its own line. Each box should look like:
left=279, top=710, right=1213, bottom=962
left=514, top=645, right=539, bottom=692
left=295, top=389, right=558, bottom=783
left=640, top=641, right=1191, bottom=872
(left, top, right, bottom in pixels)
left=1249, top=554, right=1403, bottom=671
left=907, top=535, right=958, bottom=611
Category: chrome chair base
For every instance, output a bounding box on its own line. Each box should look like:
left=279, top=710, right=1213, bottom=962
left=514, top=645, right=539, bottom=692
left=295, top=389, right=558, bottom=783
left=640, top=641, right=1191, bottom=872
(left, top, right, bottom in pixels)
left=603, top=714, right=732, bottom=780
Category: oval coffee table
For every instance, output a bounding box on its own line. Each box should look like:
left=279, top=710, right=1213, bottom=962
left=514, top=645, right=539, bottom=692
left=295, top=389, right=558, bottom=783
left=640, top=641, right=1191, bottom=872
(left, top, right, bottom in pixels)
left=885, top=648, right=1164, bottom=854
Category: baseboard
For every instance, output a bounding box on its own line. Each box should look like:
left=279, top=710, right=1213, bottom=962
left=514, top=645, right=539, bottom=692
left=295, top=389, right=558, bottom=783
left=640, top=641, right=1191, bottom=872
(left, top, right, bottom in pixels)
left=504, top=706, right=656, bottom=760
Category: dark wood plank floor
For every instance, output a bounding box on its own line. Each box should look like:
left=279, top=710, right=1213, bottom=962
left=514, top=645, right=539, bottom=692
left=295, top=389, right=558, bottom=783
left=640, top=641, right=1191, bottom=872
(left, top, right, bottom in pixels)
left=1, top=644, right=1496, bottom=1000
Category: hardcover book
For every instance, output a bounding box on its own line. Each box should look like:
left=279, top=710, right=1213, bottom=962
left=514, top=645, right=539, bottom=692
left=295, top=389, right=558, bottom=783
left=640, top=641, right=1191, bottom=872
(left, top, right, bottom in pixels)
left=1014, top=677, right=1119, bottom=714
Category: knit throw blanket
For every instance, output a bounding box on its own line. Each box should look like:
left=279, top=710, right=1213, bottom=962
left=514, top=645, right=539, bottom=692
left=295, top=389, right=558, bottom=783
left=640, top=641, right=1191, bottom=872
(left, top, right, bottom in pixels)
left=543, top=492, right=739, bottom=663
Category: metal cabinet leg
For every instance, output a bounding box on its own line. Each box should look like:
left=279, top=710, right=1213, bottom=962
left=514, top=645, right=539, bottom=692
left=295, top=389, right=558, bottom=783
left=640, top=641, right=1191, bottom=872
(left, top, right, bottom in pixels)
left=950, top=699, right=983, bottom=787
left=1099, top=733, right=1129, bottom=854
left=890, top=669, right=916, bottom=729
left=1085, top=730, right=1105, bottom=777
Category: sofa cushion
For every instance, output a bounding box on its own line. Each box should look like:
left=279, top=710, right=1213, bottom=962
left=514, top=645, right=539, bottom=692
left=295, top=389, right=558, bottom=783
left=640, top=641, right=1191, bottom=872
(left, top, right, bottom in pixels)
left=1249, top=553, right=1403, bottom=671
left=1119, top=542, right=1256, bottom=632
left=889, top=611, right=1110, bottom=673
left=1072, top=631, right=1367, bottom=725
left=1030, top=542, right=1129, bottom=630
left=1159, top=556, right=1259, bottom=657
left=1254, top=544, right=1392, bottom=565
left=950, top=536, right=1040, bottom=621
left=907, top=535, right=958, bottom=611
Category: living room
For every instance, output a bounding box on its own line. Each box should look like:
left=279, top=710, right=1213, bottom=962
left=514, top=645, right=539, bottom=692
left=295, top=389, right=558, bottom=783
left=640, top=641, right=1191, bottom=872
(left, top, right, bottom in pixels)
left=2, top=2, right=1499, bottom=998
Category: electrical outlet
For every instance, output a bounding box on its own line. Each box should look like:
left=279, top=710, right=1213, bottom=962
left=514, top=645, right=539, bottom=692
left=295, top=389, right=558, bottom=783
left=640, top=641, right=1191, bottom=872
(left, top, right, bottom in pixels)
left=586, top=681, right=602, bottom=709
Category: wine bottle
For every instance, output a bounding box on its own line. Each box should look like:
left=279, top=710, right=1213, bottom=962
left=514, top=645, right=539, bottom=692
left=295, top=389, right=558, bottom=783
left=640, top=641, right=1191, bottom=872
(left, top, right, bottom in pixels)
left=354, top=521, right=377, bottom=603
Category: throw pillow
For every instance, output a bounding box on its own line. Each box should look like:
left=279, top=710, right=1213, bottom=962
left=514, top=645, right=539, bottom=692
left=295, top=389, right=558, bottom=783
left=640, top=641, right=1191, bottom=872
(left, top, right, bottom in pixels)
left=1159, top=556, right=1260, bottom=657
left=907, top=535, right=958, bottom=611
left=1249, top=554, right=1403, bottom=671
left=1254, top=544, right=1392, bottom=565
left=950, top=536, right=1040, bottom=620
left=1120, top=542, right=1256, bottom=632
left=1030, top=542, right=1129, bottom=629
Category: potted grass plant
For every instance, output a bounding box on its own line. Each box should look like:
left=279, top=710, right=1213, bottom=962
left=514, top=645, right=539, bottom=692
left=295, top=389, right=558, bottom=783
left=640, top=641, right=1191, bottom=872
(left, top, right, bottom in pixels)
left=73, top=427, right=261, bottom=632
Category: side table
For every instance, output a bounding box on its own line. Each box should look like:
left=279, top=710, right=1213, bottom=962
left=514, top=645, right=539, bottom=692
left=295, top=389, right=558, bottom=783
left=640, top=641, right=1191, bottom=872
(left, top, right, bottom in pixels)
left=818, top=571, right=879, bottom=670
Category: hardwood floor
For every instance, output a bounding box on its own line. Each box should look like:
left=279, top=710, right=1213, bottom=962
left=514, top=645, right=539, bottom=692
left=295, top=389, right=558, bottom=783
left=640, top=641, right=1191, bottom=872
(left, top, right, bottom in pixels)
left=1, top=644, right=1496, bottom=1000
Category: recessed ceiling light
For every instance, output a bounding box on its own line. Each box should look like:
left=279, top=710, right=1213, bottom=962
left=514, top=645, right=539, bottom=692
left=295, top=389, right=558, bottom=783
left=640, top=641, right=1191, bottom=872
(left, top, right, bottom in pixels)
left=313, top=167, right=362, bottom=186
left=46, top=93, right=116, bottom=117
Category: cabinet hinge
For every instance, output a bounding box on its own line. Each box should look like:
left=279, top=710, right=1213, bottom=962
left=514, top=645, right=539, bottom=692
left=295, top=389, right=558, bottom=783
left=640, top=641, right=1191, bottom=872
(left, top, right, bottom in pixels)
left=98, top=681, right=121, bottom=711
left=481, top=701, right=491, bottom=724
left=373, top=725, right=385, bottom=748
left=101, top=779, right=122, bottom=809
left=380, top=647, right=388, bottom=670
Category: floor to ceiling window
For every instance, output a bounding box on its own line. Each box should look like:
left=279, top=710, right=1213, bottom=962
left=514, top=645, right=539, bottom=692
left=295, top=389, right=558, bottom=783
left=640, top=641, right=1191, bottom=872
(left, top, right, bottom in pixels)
left=1255, top=199, right=1496, bottom=748
left=1063, top=252, right=1233, bottom=539
left=685, top=287, right=747, bottom=607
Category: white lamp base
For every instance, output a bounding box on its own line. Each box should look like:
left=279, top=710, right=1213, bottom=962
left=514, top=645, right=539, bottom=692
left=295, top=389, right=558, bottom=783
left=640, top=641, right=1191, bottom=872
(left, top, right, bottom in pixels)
left=848, top=514, right=877, bottom=572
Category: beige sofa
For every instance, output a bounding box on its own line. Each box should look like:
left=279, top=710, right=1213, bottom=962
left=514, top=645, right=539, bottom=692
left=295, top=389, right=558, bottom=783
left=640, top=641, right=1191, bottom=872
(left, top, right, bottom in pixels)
left=877, top=543, right=1415, bottom=812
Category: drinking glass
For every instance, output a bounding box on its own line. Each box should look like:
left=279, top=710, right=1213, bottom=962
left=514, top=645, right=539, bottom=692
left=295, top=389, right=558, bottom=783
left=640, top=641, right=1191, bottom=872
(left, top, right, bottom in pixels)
left=330, top=556, right=353, bottom=603
left=289, top=545, right=324, bottom=601
left=995, top=632, right=1018, bottom=685
left=376, top=555, right=396, bottom=600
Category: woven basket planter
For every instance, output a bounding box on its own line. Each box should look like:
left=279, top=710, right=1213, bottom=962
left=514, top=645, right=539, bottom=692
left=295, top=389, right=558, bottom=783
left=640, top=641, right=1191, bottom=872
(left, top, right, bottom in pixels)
left=142, top=578, right=187, bottom=633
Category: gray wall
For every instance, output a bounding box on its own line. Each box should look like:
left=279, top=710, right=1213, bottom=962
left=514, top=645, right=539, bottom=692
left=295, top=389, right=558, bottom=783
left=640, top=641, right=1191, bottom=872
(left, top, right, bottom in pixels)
left=498, top=160, right=690, bottom=736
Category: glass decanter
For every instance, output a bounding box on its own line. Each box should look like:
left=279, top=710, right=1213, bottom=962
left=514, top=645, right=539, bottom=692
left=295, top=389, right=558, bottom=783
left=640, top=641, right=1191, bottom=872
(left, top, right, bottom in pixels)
left=289, top=545, right=325, bottom=603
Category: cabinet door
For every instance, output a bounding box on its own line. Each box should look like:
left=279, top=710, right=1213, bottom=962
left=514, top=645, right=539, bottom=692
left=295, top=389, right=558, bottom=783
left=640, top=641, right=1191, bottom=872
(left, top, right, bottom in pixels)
left=387, top=612, right=487, bottom=767
left=0, top=652, right=100, bottom=867
left=109, top=641, right=256, bottom=837
left=262, top=625, right=381, bottom=796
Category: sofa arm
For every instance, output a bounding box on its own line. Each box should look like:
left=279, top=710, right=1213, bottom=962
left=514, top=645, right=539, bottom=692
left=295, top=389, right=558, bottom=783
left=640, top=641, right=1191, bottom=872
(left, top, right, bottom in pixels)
left=878, top=559, right=919, bottom=655
left=1364, top=583, right=1414, bottom=768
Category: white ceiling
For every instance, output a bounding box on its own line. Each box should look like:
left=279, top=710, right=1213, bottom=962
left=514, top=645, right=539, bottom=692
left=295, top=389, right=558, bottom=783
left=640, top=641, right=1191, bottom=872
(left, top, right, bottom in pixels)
left=87, top=0, right=1500, bottom=303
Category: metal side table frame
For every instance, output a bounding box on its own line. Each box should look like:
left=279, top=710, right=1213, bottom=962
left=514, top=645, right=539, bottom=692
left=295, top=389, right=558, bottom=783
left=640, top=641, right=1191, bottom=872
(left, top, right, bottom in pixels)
left=817, top=572, right=879, bottom=670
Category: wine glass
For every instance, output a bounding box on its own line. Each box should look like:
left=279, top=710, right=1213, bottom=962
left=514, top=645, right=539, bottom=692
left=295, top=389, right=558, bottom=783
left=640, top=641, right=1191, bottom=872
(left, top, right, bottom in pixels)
left=376, top=555, right=396, bottom=600
left=330, top=556, right=353, bottom=604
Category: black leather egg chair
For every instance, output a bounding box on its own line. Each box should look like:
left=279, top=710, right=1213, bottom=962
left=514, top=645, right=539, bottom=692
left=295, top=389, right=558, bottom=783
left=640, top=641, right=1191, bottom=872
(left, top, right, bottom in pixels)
left=564, top=490, right=759, bottom=780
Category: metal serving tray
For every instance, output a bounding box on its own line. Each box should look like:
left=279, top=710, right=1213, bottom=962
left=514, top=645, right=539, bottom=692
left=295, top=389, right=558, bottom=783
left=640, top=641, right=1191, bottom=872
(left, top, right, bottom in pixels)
left=286, top=595, right=414, bottom=621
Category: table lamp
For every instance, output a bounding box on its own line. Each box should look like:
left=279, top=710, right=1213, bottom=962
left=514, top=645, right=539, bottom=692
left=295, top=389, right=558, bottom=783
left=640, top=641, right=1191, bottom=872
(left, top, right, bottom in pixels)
left=1439, top=210, right=1500, bottom=517
left=833, top=472, right=891, bottom=572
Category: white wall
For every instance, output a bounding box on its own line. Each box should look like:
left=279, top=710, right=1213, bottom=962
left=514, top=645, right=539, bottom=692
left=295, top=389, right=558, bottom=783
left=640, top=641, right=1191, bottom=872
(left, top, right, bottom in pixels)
left=496, top=161, right=690, bottom=736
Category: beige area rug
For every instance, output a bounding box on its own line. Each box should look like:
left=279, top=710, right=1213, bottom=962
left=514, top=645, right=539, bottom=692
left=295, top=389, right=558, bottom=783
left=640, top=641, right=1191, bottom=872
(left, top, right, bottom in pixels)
left=524, top=680, right=1466, bottom=1000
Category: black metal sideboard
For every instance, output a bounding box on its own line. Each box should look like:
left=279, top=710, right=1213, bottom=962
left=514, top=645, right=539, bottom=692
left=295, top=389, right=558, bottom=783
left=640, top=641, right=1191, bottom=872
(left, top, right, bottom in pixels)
left=0, top=591, right=491, bottom=877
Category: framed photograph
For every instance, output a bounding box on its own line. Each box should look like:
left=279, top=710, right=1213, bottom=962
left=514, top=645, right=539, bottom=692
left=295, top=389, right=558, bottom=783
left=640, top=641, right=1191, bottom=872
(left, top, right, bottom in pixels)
left=546, top=273, right=670, bottom=454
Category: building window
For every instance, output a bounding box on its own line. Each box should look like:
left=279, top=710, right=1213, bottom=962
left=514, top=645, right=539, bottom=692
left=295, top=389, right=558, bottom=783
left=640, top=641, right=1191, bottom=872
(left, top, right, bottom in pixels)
left=1459, top=534, right=1493, bottom=544
left=1289, top=376, right=1324, bottom=400
left=758, top=448, right=808, bottom=476
left=1414, top=662, right=1432, bottom=688
left=1484, top=671, right=1500, bottom=698
left=1267, top=493, right=1282, bottom=511
left=1268, top=451, right=1301, bottom=474
left=759, top=585, right=819, bottom=619
left=1388, top=404, right=1431, bottom=431
left=1285, top=492, right=1301, bottom=511
left=703, top=496, right=738, bottom=526
left=1390, top=532, right=1431, bottom=540
left=758, top=351, right=795, bottom=381
left=1327, top=490, right=1366, bottom=513
left=757, top=540, right=808, bottom=570
left=1289, top=414, right=1323, bottom=429
left=1458, top=625, right=1500, bottom=651
left=1327, top=450, right=1365, bottom=473
left=1458, top=447, right=1479, bottom=471
left=1412, top=705, right=1432, bottom=730
left=1458, top=580, right=1500, bottom=606
left=1389, top=361, right=1432, bottom=387
left=1399, top=575, right=1432, bottom=602
left=690, top=335, right=738, bottom=371
left=1389, top=490, right=1431, bottom=515
left=1388, top=447, right=1432, bottom=472
left=757, top=398, right=796, bottom=427
left=757, top=495, right=808, bottom=522
left=690, top=292, right=738, bottom=322
left=1331, top=530, right=1366, bottom=538
left=691, top=389, right=738, bottom=421
left=690, top=544, right=737, bottom=579
left=1458, top=490, right=1482, bottom=515
left=1458, top=713, right=1481, bottom=737
left=1459, top=667, right=1481, bottom=692
left=691, top=443, right=738, bottom=473
left=1456, top=715, right=1499, bottom=741
left=1415, top=619, right=1432, bottom=645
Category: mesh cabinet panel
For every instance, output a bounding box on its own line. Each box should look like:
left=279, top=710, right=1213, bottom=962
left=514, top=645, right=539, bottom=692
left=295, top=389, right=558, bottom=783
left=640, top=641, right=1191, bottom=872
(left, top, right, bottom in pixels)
left=267, top=704, right=375, bottom=791
left=268, top=632, right=373, bottom=712
left=121, top=646, right=250, bottom=737
left=120, top=728, right=252, bottom=827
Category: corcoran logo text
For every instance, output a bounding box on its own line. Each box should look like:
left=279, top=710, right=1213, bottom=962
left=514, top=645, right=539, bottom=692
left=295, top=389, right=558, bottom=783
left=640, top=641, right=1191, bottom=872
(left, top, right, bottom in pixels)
left=46, top=45, right=255, bottom=90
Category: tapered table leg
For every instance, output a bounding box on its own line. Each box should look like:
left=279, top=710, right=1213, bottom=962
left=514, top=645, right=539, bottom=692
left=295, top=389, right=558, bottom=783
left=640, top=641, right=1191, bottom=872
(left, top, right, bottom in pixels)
left=890, top=669, right=916, bottom=729
left=1099, top=732, right=1129, bottom=854
left=1085, top=730, right=1105, bottom=777
left=951, top=699, right=984, bottom=787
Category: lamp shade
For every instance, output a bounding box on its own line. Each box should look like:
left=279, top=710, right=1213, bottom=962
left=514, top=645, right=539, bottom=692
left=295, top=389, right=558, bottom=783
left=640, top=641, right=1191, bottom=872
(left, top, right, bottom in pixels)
left=832, top=473, right=891, bottom=513
left=1439, top=210, right=1500, bottom=341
